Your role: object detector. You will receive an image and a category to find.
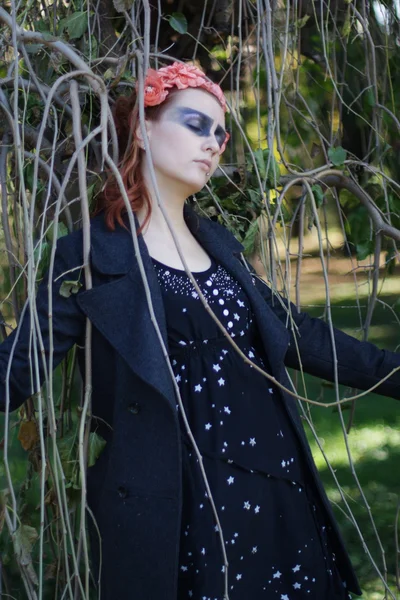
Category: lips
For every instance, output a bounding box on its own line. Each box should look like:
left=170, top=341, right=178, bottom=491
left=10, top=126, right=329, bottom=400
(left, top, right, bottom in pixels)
left=195, top=159, right=211, bottom=170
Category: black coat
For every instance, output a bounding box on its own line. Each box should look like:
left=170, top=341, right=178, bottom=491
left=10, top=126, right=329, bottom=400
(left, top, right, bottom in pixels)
left=1, top=206, right=400, bottom=599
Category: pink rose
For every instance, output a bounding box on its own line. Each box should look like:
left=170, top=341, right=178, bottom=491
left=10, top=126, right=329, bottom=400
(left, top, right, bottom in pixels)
left=141, top=69, right=169, bottom=106
left=158, top=62, right=207, bottom=90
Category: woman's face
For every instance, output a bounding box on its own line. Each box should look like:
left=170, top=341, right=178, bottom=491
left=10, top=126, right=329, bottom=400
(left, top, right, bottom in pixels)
left=142, top=88, right=227, bottom=196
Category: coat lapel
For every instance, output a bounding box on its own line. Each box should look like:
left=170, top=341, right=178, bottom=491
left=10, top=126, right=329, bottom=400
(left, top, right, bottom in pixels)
left=76, top=214, right=174, bottom=405
left=76, top=207, right=290, bottom=406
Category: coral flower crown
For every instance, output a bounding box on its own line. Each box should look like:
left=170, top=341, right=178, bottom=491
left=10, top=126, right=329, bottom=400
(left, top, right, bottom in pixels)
left=142, top=62, right=227, bottom=113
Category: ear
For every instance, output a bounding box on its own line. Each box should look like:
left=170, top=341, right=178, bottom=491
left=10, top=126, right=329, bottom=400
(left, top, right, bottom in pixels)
left=135, top=119, right=152, bottom=150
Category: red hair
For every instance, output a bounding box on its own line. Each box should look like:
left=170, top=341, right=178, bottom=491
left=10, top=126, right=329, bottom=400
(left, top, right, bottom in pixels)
left=96, top=89, right=181, bottom=231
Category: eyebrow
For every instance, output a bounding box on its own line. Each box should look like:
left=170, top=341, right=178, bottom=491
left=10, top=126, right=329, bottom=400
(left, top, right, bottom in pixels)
left=176, top=106, right=227, bottom=138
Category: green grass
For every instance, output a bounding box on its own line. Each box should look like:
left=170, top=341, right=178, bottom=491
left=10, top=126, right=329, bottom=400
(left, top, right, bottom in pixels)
left=297, top=293, right=400, bottom=599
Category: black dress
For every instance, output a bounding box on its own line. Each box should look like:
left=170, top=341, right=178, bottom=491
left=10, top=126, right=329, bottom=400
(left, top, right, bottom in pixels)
left=152, top=256, right=354, bottom=600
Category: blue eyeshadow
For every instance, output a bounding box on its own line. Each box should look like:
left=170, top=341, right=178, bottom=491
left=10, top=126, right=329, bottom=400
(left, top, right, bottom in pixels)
left=169, top=107, right=226, bottom=148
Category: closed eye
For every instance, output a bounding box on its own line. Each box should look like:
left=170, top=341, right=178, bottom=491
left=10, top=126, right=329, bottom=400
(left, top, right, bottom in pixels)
left=187, top=123, right=202, bottom=133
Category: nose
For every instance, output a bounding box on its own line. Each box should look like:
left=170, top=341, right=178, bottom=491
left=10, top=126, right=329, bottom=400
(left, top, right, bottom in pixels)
left=202, top=133, right=220, bottom=155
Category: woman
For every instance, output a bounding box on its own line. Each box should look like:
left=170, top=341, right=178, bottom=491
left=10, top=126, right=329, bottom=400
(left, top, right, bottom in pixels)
left=1, top=62, right=399, bottom=600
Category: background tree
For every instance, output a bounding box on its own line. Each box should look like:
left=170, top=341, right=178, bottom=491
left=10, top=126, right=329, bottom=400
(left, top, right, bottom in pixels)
left=1, top=0, right=400, bottom=598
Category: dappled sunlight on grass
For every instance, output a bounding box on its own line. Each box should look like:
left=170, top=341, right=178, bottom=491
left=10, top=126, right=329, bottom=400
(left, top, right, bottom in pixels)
left=309, top=423, right=400, bottom=470
left=323, top=477, right=400, bottom=599
left=360, top=580, right=399, bottom=599
left=297, top=374, right=400, bottom=598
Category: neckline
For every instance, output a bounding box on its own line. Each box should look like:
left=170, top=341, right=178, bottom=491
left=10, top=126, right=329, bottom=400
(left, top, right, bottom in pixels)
left=151, top=255, right=215, bottom=275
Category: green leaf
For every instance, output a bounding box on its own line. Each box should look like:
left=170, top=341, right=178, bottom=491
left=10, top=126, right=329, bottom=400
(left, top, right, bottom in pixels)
left=14, top=525, right=39, bottom=586
left=242, top=218, right=259, bottom=257
left=103, top=68, right=115, bottom=81
left=59, top=280, right=82, bottom=298
left=279, top=202, right=292, bottom=224
left=35, top=20, right=49, bottom=33
left=253, top=148, right=266, bottom=179
left=245, top=151, right=255, bottom=173
left=46, top=221, right=68, bottom=243
left=59, top=12, right=88, bottom=40
left=25, top=44, right=43, bottom=55
left=88, top=432, right=107, bottom=467
left=34, top=21, right=56, bottom=39
left=388, top=193, right=400, bottom=214
left=34, top=241, right=50, bottom=277
left=346, top=205, right=369, bottom=243
left=263, top=149, right=281, bottom=188
left=365, top=88, right=375, bottom=108
left=86, top=182, right=99, bottom=207
left=328, top=146, right=347, bottom=167
left=113, top=0, right=134, bottom=11
left=311, top=184, right=324, bottom=208
left=40, top=31, right=56, bottom=42
left=218, top=214, right=240, bottom=237
left=296, top=15, right=310, bottom=29
left=169, top=12, right=188, bottom=34
left=33, top=20, right=55, bottom=41
left=355, top=240, right=374, bottom=260
left=57, top=431, right=77, bottom=465
left=247, top=189, right=263, bottom=208
left=341, top=13, right=351, bottom=37
left=89, top=35, right=99, bottom=60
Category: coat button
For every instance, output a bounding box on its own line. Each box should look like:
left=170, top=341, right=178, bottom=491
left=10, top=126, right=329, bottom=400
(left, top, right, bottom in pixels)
left=117, top=486, right=128, bottom=499
left=128, top=402, right=141, bottom=415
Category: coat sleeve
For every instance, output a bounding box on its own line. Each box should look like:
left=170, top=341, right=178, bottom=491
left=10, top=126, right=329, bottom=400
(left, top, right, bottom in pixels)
left=0, top=233, right=86, bottom=413
left=249, top=267, right=400, bottom=400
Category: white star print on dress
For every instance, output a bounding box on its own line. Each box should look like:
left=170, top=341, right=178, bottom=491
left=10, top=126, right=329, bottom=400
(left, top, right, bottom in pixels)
left=153, top=257, right=349, bottom=600
left=273, top=570, right=282, bottom=579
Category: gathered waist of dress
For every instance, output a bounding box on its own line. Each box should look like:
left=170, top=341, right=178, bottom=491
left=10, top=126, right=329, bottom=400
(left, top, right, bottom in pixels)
left=180, top=434, right=305, bottom=485
left=169, top=333, right=253, bottom=358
